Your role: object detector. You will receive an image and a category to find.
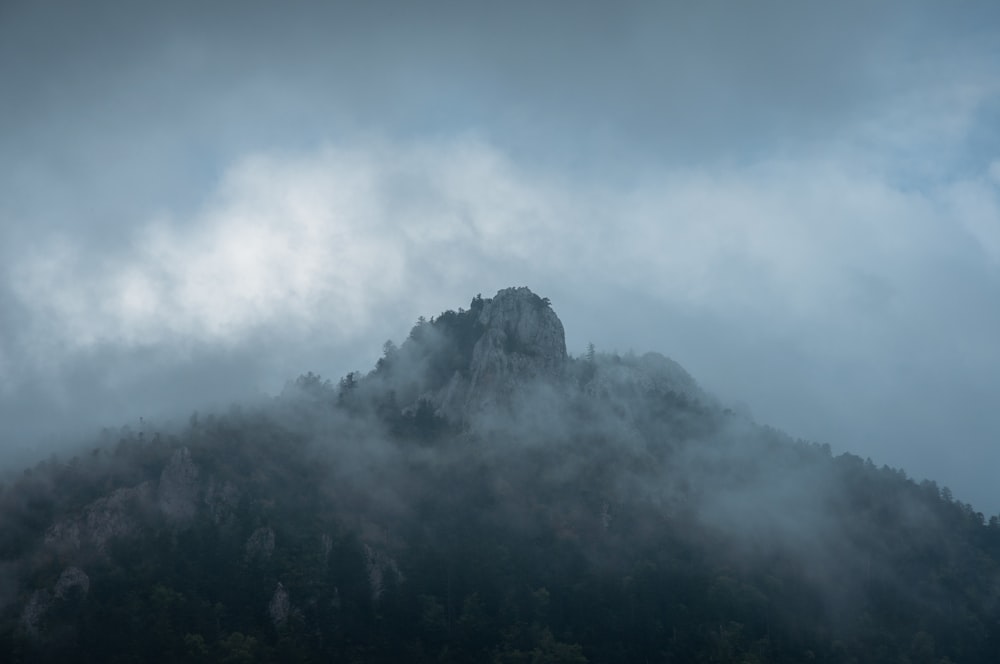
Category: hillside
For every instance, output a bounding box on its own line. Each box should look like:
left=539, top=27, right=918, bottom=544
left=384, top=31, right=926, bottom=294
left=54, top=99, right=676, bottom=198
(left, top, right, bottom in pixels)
left=1, top=287, right=999, bottom=663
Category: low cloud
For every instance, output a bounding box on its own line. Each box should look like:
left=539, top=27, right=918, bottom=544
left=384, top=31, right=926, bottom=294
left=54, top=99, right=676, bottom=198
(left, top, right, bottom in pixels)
left=11, top=135, right=1000, bottom=363
left=2, top=131, right=1000, bottom=506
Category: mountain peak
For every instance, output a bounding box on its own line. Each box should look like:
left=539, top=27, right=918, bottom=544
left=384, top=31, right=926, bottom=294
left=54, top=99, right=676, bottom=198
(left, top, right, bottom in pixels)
left=353, top=287, right=569, bottom=426
left=472, top=287, right=566, bottom=368
left=417, top=287, right=564, bottom=421
left=459, top=286, right=566, bottom=414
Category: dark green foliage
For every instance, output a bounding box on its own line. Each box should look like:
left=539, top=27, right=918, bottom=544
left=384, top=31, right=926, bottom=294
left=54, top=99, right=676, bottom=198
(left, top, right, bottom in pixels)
left=401, top=296, right=489, bottom=386
left=427, top=305, right=486, bottom=385
left=3, top=304, right=1000, bottom=662
left=4, top=395, right=1000, bottom=664
left=392, top=398, right=450, bottom=442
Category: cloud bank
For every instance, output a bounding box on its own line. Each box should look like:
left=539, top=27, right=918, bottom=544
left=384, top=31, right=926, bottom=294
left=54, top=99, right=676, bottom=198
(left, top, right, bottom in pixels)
left=3, top=133, right=999, bottom=504
left=10, top=135, right=1000, bottom=363
left=1, top=0, right=999, bottom=510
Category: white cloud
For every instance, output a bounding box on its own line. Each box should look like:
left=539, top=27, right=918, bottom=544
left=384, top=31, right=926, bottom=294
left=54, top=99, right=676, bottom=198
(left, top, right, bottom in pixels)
left=989, top=161, right=1000, bottom=186
left=8, top=136, right=998, bottom=377
left=945, top=179, right=1000, bottom=265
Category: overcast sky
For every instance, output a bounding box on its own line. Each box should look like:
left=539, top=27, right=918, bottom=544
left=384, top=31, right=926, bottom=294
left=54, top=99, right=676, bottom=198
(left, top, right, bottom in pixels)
left=2, top=0, right=999, bottom=509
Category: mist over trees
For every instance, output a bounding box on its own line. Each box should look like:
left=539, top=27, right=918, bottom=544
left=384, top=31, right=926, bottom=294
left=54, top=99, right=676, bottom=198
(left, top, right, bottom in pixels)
left=2, top=287, right=999, bottom=663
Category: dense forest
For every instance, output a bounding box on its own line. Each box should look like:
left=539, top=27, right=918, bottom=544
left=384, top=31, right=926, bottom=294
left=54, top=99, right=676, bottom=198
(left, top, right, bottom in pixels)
left=1, top=287, right=999, bottom=663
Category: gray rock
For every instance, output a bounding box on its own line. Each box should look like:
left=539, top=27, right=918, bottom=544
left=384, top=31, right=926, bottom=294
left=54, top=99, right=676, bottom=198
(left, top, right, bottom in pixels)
left=19, top=589, right=51, bottom=636
left=54, top=566, right=90, bottom=601
left=204, top=479, right=240, bottom=525
left=362, top=543, right=401, bottom=602
left=245, top=526, right=275, bottom=563
left=44, top=482, right=152, bottom=555
left=18, top=567, right=91, bottom=638
left=268, top=582, right=290, bottom=625
left=320, top=533, right=333, bottom=564
left=439, top=287, right=567, bottom=419
left=475, top=287, right=566, bottom=366
left=581, top=350, right=709, bottom=425
left=383, top=288, right=706, bottom=437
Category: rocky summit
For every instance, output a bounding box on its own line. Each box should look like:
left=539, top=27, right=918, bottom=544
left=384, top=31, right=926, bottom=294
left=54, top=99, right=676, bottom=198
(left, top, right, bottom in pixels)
left=437, top=286, right=567, bottom=419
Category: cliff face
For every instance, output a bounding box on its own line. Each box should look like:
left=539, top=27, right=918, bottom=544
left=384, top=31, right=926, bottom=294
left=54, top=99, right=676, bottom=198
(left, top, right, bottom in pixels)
left=441, top=287, right=566, bottom=418
left=473, top=288, right=567, bottom=368
left=376, top=287, right=703, bottom=430
left=44, top=483, right=153, bottom=556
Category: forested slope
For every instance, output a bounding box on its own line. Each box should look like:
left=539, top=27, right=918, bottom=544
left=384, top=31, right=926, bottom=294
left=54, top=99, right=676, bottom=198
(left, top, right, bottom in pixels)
left=2, top=288, right=998, bottom=663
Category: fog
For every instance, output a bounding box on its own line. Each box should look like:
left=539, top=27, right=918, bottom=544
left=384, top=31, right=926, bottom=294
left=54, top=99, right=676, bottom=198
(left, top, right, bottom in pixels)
left=1, top=288, right=996, bottom=659
left=2, top=1, right=1000, bottom=511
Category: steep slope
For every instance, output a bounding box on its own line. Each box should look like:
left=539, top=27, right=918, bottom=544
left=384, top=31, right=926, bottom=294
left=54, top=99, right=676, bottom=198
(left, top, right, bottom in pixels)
left=1, top=287, right=999, bottom=663
left=440, top=286, right=566, bottom=419
left=351, top=286, right=567, bottom=425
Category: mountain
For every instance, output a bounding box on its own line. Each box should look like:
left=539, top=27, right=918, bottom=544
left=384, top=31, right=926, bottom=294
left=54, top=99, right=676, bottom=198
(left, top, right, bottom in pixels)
left=2, top=287, right=1000, bottom=663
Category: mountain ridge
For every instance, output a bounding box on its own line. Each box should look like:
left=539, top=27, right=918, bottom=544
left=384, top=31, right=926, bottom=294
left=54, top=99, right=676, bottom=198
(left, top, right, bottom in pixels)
left=1, top=286, right=999, bottom=663
left=353, top=286, right=709, bottom=434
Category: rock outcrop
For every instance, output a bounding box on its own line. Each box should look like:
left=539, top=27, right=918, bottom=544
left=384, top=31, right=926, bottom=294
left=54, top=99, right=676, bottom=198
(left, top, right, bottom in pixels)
left=204, top=478, right=241, bottom=525
left=468, top=288, right=566, bottom=389
left=18, top=590, right=51, bottom=637
left=378, top=287, right=705, bottom=432
left=18, top=567, right=91, bottom=638
left=268, top=583, right=290, bottom=626
left=44, top=483, right=153, bottom=555
left=436, top=287, right=567, bottom=419
left=362, top=543, right=401, bottom=602
left=245, top=527, right=276, bottom=563
left=43, top=447, right=206, bottom=558
left=585, top=351, right=703, bottom=402
left=53, top=567, right=90, bottom=602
